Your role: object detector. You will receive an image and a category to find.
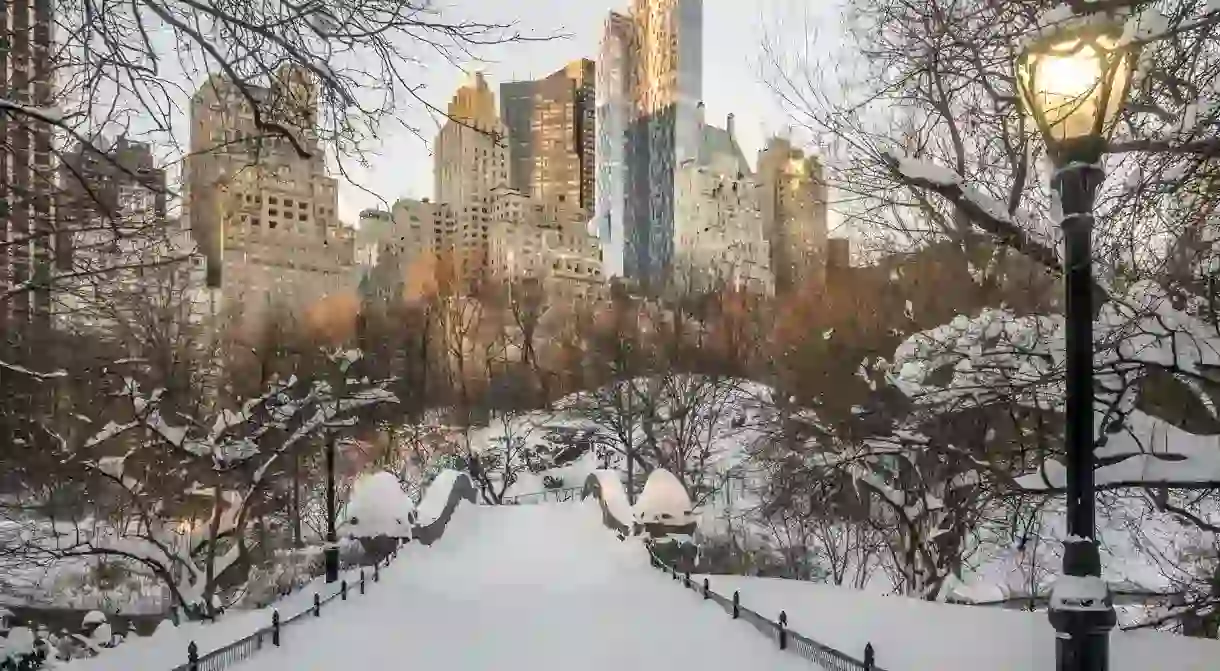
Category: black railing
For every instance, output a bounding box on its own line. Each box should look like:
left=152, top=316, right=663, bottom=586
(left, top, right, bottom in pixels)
left=647, top=546, right=886, bottom=671
left=169, top=550, right=398, bottom=671
left=501, top=486, right=583, bottom=505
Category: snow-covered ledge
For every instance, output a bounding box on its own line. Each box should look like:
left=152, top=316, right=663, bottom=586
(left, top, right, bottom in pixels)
left=582, top=471, right=633, bottom=537
left=412, top=470, right=477, bottom=546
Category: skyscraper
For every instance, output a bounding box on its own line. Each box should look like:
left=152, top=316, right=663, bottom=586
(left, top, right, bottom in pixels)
left=595, top=12, right=635, bottom=279
left=1, top=0, right=56, bottom=331
left=595, top=0, right=703, bottom=288
left=500, top=60, right=596, bottom=215
left=435, top=72, right=510, bottom=290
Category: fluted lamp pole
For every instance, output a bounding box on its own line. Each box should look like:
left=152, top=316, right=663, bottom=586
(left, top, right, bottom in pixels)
left=1015, top=14, right=1138, bottom=671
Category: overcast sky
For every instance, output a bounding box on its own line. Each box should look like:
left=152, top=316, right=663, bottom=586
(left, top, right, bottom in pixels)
left=330, top=0, right=838, bottom=224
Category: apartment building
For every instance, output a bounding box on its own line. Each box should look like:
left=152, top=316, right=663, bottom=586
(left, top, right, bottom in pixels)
left=757, top=137, right=829, bottom=292
left=186, top=65, right=354, bottom=333
left=435, top=72, right=510, bottom=292
left=501, top=59, right=597, bottom=215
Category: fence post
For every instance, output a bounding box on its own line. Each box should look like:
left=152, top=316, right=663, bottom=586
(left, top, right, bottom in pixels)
left=732, top=590, right=740, bottom=619
left=272, top=610, right=280, bottom=646
left=778, top=611, right=788, bottom=650
left=360, top=569, right=366, bottom=594
left=313, top=593, right=321, bottom=617
left=703, top=578, right=709, bottom=600
left=187, top=641, right=199, bottom=671
left=341, top=579, right=348, bottom=601
left=864, top=643, right=875, bottom=671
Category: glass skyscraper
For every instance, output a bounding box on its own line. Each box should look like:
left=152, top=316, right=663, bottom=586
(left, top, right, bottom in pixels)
left=595, top=0, right=704, bottom=288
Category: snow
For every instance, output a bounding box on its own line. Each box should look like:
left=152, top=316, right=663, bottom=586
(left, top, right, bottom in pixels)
left=1, top=626, right=35, bottom=660
left=633, top=469, right=695, bottom=526
left=85, top=421, right=137, bottom=448
left=889, top=152, right=962, bottom=186
left=1050, top=575, right=1111, bottom=612
left=589, top=469, right=634, bottom=528
left=222, top=504, right=811, bottom=671
left=343, top=472, right=414, bottom=539
left=60, top=568, right=367, bottom=671
left=890, top=279, right=1220, bottom=488
left=415, top=469, right=465, bottom=526
left=81, top=611, right=107, bottom=627
left=698, top=575, right=1220, bottom=671
left=0, top=358, right=68, bottom=380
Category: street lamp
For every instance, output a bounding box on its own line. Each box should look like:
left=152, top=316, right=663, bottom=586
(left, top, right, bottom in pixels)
left=1016, top=14, right=1137, bottom=671
left=325, top=433, right=339, bottom=583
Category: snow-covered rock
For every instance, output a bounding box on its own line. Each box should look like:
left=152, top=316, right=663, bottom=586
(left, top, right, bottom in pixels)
left=344, top=471, right=415, bottom=539
left=1, top=626, right=35, bottom=661
left=82, top=610, right=107, bottom=628
left=633, top=469, right=695, bottom=526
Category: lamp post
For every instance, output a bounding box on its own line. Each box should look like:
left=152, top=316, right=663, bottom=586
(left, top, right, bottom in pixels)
left=1016, top=15, right=1137, bottom=671
left=324, top=433, right=339, bottom=583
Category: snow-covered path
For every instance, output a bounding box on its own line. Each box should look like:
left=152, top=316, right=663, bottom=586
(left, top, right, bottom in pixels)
left=236, top=502, right=814, bottom=671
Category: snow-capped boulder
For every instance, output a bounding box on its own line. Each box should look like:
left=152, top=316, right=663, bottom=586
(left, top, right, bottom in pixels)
left=633, top=469, right=695, bottom=527
left=81, top=610, right=107, bottom=628
left=1, top=626, right=35, bottom=662
left=91, top=622, right=114, bottom=648
left=345, top=471, right=415, bottom=540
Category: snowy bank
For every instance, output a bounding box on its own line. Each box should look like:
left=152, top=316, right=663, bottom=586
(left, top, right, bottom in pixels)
left=59, top=568, right=367, bottom=671
left=697, top=575, right=1220, bottom=671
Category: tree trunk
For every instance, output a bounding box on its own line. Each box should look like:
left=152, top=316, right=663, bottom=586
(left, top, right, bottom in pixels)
left=202, top=484, right=224, bottom=618
left=292, top=451, right=302, bottom=549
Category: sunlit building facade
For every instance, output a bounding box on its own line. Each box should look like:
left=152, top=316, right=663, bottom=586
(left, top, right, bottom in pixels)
left=757, top=137, right=829, bottom=292
left=595, top=0, right=704, bottom=289
left=501, top=60, right=596, bottom=215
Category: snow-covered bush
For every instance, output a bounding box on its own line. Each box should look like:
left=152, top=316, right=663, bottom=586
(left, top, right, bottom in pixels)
left=5, top=351, right=399, bottom=622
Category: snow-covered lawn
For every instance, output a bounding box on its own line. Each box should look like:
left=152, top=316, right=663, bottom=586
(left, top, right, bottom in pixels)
left=697, top=574, right=1220, bottom=671
left=227, top=502, right=811, bottom=671
left=60, top=567, right=371, bottom=671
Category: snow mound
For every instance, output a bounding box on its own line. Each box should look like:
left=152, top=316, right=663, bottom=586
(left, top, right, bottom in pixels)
left=1, top=626, right=34, bottom=661
left=345, top=471, right=415, bottom=539
left=634, top=469, right=694, bottom=526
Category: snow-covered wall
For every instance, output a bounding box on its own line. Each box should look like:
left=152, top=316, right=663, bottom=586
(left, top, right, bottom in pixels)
left=412, top=470, right=477, bottom=546
left=581, top=471, right=633, bottom=536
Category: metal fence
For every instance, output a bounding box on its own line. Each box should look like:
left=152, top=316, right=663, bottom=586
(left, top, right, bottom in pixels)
left=168, top=551, right=399, bottom=671
left=647, top=547, right=887, bottom=671
left=501, top=487, right=583, bottom=505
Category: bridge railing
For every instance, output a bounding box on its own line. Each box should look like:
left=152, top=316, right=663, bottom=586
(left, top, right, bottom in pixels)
left=646, top=545, right=888, bottom=671
left=155, top=471, right=478, bottom=671
left=500, top=486, right=583, bottom=505
left=171, top=552, right=398, bottom=671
